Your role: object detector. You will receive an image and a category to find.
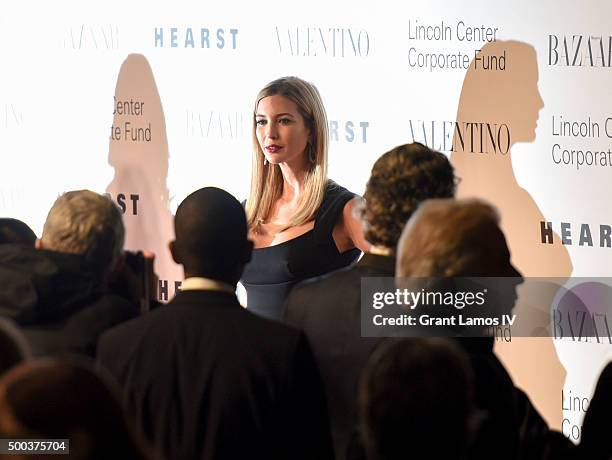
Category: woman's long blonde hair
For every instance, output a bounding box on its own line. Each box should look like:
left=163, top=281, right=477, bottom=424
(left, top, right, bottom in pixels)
left=246, top=76, right=329, bottom=229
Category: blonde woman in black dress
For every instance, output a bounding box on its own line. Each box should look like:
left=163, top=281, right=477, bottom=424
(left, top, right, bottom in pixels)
left=241, top=77, right=370, bottom=319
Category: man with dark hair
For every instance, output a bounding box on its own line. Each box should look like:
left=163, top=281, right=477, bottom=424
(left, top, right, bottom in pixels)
left=0, top=218, right=36, bottom=246
left=0, top=191, right=137, bottom=357
left=359, top=338, right=474, bottom=460
left=285, top=142, right=455, bottom=459
left=98, top=187, right=333, bottom=460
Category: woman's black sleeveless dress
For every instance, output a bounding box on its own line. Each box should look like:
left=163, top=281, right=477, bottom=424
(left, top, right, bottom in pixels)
left=241, top=182, right=361, bottom=320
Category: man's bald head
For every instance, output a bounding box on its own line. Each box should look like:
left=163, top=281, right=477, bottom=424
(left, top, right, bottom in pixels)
left=171, top=187, right=252, bottom=284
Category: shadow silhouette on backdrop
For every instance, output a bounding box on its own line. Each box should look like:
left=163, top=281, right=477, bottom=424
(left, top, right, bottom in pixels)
left=107, top=54, right=182, bottom=301
left=450, top=40, right=573, bottom=429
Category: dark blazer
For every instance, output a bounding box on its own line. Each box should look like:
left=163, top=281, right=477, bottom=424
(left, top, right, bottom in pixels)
left=285, top=253, right=394, bottom=460
left=97, top=289, right=333, bottom=460
left=285, top=254, right=548, bottom=460
left=0, top=244, right=137, bottom=358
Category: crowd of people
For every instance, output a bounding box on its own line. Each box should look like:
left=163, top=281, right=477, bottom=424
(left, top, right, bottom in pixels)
left=0, top=76, right=610, bottom=460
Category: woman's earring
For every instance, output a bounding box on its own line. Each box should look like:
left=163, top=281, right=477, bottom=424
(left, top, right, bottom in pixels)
left=263, top=156, right=268, bottom=166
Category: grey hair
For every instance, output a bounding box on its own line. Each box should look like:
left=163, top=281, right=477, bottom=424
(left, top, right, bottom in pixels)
left=41, top=190, right=125, bottom=276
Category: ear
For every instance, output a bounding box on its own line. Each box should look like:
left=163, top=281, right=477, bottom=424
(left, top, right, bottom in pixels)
left=169, top=240, right=181, bottom=264
left=35, top=238, right=43, bottom=250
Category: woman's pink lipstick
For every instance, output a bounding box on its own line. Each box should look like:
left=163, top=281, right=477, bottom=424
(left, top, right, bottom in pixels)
left=265, top=145, right=282, bottom=153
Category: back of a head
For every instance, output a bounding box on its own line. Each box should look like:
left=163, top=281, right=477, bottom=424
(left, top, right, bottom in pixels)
left=397, top=199, right=517, bottom=278
left=0, top=319, right=30, bottom=375
left=359, top=338, right=474, bottom=460
left=0, top=359, right=155, bottom=460
left=174, top=187, right=250, bottom=282
left=363, top=143, right=455, bottom=249
left=0, top=218, right=36, bottom=246
left=41, top=191, right=125, bottom=278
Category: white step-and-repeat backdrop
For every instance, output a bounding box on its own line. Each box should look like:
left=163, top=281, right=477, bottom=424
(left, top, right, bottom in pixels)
left=2, top=0, right=611, bottom=438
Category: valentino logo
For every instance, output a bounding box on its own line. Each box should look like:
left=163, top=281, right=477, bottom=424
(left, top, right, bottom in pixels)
left=274, top=26, right=370, bottom=58
left=408, top=120, right=510, bottom=154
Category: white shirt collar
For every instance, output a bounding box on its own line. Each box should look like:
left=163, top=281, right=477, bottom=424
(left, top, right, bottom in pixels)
left=180, top=277, right=235, bottom=294
left=369, top=245, right=393, bottom=256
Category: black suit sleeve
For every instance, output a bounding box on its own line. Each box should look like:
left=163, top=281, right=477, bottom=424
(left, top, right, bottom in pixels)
left=284, top=283, right=308, bottom=328
left=282, top=332, right=334, bottom=460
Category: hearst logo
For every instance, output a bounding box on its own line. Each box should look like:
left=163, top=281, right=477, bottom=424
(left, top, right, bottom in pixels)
left=155, top=27, right=238, bottom=49
left=548, top=34, right=612, bottom=67
left=540, top=221, right=612, bottom=247
left=329, top=119, right=370, bottom=143
left=275, top=26, right=370, bottom=58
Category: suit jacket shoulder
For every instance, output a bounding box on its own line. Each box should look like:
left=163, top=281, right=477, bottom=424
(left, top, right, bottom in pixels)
left=97, top=289, right=333, bottom=460
left=286, top=253, right=395, bottom=327
left=283, top=254, right=394, bottom=460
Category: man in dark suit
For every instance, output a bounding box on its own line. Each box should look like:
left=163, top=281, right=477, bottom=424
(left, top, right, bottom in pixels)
left=285, top=143, right=456, bottom=460
left=97, top=187, right=333, bottom=460
left=0, top=190, right=138, bottom=357
left=395, top=199, right=564, bottom=460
